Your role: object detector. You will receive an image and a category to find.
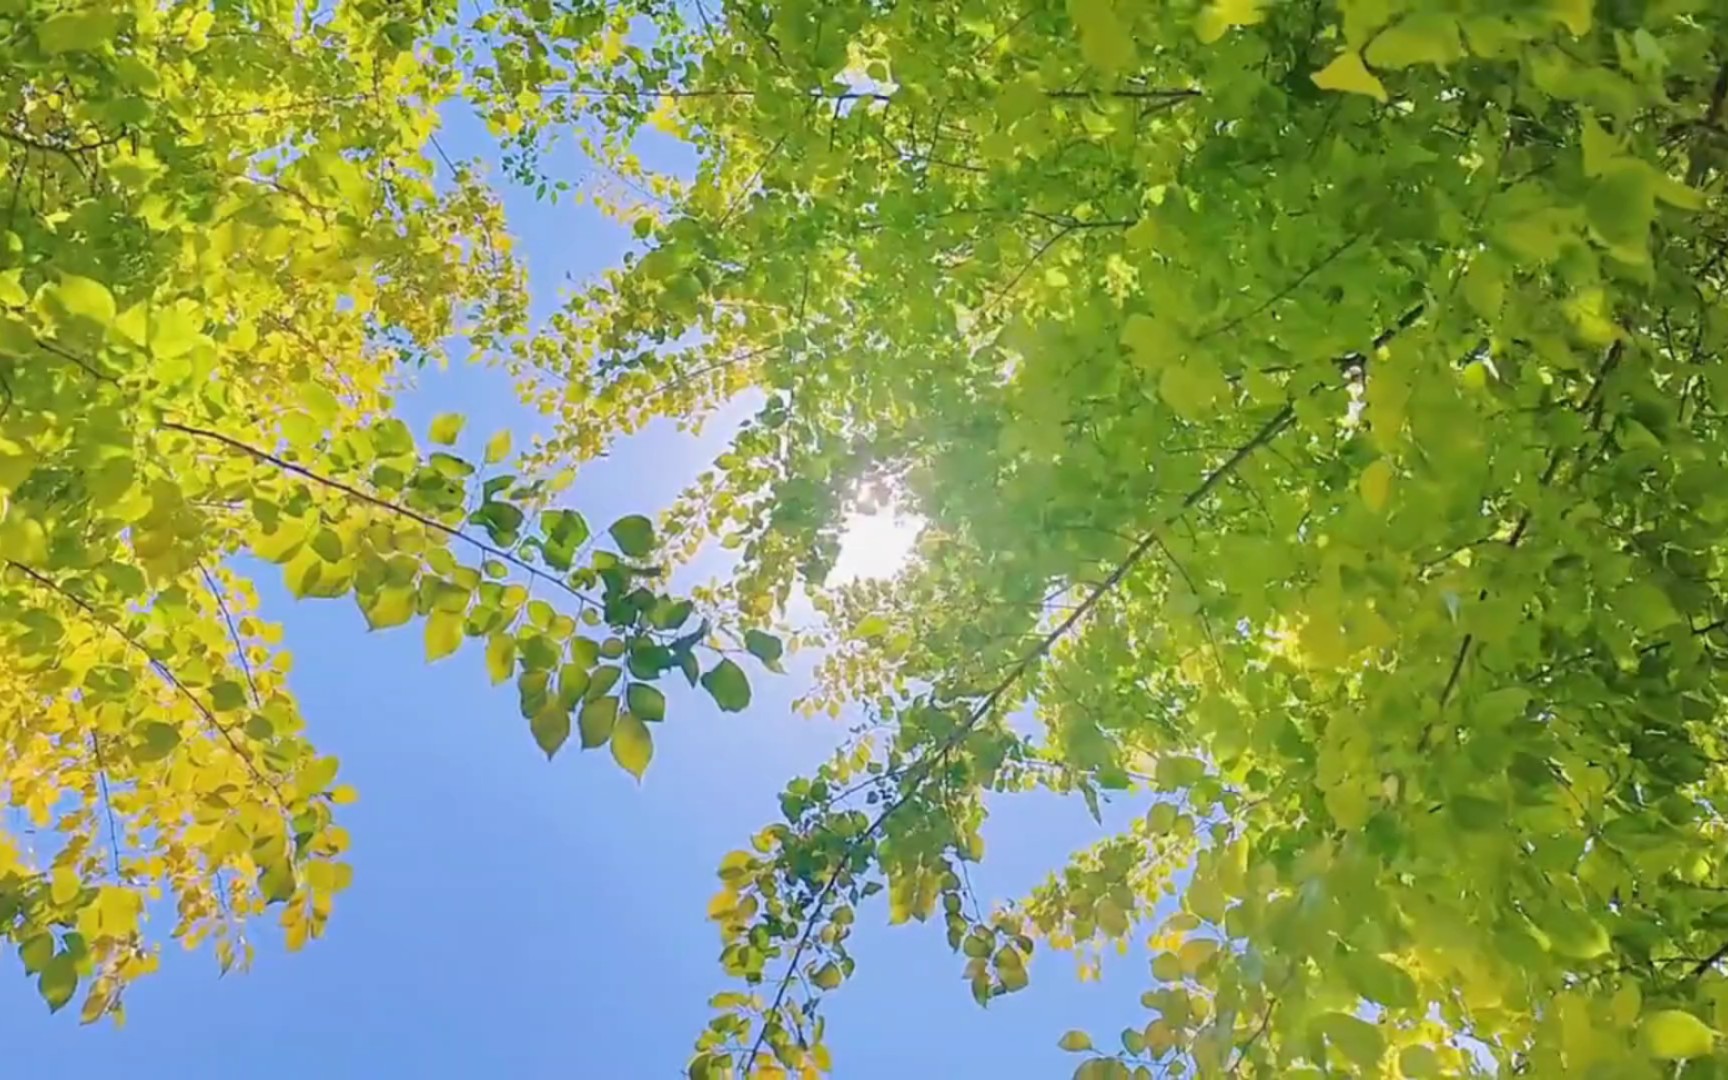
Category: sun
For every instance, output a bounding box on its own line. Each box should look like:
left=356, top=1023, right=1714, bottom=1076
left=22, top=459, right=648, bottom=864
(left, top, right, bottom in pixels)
left=827, top=507, right=924, bottom=585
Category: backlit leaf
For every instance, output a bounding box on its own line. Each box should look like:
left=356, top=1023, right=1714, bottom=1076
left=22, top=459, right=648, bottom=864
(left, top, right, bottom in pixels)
left=611, top=711, right=653, bottom=779
left=1312, top=51, right=1388, bottom=102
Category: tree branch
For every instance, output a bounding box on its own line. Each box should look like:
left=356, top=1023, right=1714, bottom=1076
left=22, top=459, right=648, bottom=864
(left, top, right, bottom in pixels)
left=4, top=561, right=285, bottom=808
left=162, top=421, right=597, bottom=611
left=738, top=402, right=1295, bottom=1074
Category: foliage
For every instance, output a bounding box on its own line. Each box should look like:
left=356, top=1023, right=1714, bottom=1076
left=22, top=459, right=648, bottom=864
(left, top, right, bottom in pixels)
left=14, top=0, right=1728, bottom=1077
left=0, top=0, right=764, bottom=1024
left=515, top=0, right=1728, bottom=1076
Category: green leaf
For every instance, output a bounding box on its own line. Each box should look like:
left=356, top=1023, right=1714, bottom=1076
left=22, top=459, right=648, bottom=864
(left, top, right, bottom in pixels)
left=429, top=413, right=465, bottom=446
left=626, top=682, right=666, bottom=722
left=1319, top=1012, right=1384, bottom=1070
left=812, top=962, right=843, bottom=990
left=310, top=528, right=343, bottom=562
left=1544, top=906, right=1610, bottom=959
left=1362, top=13, right=1462, bottom=69
left=609, top=514, right=656, bottom=557
left=611, top=711, right=653, bottom=779
left=579, top=696, right=618, bottom=748
left=700, top=659, right=751, bottom=712
left=744, top=629, right=784, bottom=669
left=19, top=935, right=53, bottom=974
left=134, top=721, right=181, bottom=763
left=37, top=10, right=116, bottom=54
left=1643, top=1010, right=1716, bottom=1060
left=37, top=954, right=77, bottom=1012
left=1586, top=161, right=1656, bottom=256
left=586, top=665, right=622, bottom=702
left=425, top=610, right=463, bottom=662
left=1058, top=1031, right=1094, bottom=1052
left=530, top=704, right=571, bottom=759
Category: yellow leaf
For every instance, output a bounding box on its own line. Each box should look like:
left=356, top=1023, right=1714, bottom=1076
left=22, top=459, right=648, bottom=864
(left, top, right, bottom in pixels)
left=50, top=866, right=81, bottom=907
left=1549, top=0, right=1591, bottom=36
left=1643, top=1010, right=1715, bottom=1060
left=1178, top=937, right=1219, bottom=975
left=485, top=633, right=515, bottom=685
left=484, top=429, right=512, bottom=464
left=429, top=413, right=464, bottom=446
left=706, top=889, right=736, bottom=921
left=1312, top=51, right=1388, bottom=103
left=1360, top=458, right=1395, bottom=512
left=96, top=887, right=137, bottom=936
left=1058, top=1030, right=1093, bottom=1052
left=424, top=609, right=463, bottom=662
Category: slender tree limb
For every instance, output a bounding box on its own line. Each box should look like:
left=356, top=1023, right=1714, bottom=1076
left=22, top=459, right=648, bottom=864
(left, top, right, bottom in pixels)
left=1436, top=342, right=1624, bottom=710
left=90, top=732, right=125, bottom=880
left=201, top=563, right=261, bottom=708
left=738, top=402, right=1296, bottom=1075
left=4, top=561, right=285, bottom=808
left=162, top=420, right=597, bottom=612
left=1197, top=234, right=1362, bottom=342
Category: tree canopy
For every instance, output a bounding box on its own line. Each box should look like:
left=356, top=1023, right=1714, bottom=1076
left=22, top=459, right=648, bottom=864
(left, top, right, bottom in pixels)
left=8, top=0, right=1728, bottom=1077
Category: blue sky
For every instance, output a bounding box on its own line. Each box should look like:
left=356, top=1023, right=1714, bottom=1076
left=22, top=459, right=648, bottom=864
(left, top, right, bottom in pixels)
left=5, top=109, right=1155, bottom=1077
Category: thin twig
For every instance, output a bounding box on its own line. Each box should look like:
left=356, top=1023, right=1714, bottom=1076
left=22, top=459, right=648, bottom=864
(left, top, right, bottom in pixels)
left=1436, top=342, right=1623, bottom=710
left=738, top=403, right=1296, bottom=1075
left=90, top=732, right=125, bottom=879
left=36, top=338, right=120, bottom=383
left=201, top=563, right=261, bottom=707
left=4, top=561, right=285, bottom=807
left=1197, top=234, right=1361, bottom=342
left=163, top=421, right=596, bottom=611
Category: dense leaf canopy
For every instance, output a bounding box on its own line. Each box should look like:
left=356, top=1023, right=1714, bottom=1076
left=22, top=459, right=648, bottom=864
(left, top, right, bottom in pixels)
left=0, top=0, right=757, bottom=1024
left=8, top=0, right=1728, bottom=1077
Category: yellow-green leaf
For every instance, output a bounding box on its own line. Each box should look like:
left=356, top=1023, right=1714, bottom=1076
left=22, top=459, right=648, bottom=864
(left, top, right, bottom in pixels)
left=486, top=633, right=516, bottom=685
left=37, top=10, right=116, bottom=54
left=531, top=704, right=571, bottom=759
left=50, top=274, right=116, bottom=327
left=1363, top=13, right=1462, bottom=69
left=611, top=710, right=653, bottom=778
left=579, top=696, right=618, bottom=748
left=1058, top=1030, right=1094, bottom=1052
left=37, top=954, right=77, bottom=1012
left=1360, top=458, right=1394, bottom=512
left=1643, top=1010, right=1716, bottom=1060
left=425, top=610, right=464, bottom=662
left=429, top=413, right=465, bottom=446
left=1312, top=51, right=1388, bottom=103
